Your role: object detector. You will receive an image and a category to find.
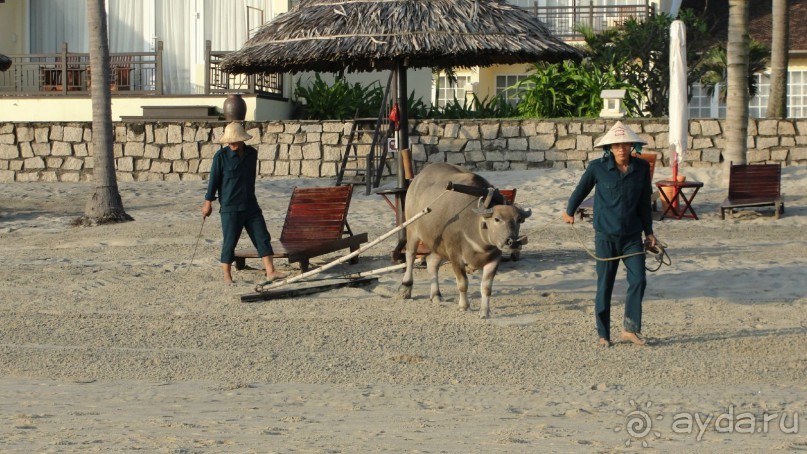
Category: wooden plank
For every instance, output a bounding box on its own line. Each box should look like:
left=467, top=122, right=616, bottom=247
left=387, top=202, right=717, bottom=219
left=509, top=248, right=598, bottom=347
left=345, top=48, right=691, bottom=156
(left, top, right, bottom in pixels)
left=239, top=276, right=378, bottom=303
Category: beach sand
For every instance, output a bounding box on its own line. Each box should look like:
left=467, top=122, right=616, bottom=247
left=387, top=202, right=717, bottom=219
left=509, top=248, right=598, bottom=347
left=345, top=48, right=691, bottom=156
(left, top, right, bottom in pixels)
left=1, top=165, right=805, bottom=452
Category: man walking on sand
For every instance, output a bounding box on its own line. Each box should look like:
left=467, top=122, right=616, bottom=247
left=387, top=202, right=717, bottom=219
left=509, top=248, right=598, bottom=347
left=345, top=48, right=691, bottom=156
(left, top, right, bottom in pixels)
left=563, top=121, right=657, bottom=347
left=201, top=122, right=285, bottom=284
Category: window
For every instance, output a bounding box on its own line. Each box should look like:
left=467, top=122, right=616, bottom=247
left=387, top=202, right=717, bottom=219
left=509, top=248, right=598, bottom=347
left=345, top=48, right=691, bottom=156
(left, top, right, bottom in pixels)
left=788, top=70, right=807, bottom=118
left=496, top=74, right=530, bottom=105
left=688, top=82, right=725, bottom=119
left=435, top=75, right=471, bottom=108
left=749, top=73, right=770, bottom=118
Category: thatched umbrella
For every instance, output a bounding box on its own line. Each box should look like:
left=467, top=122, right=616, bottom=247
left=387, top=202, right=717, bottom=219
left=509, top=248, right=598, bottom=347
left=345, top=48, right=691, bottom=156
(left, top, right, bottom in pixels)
left=222, top=0, right=581, bottom=245
left=223, top=0, right=581, bottom=143
left=0, top=54, right=11, bottom=72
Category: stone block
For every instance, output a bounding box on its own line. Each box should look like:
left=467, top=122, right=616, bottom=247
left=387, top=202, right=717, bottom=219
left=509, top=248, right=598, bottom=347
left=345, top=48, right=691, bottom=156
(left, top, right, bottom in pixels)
left=258, top=143, right=279, bottom=160
left=0, top=170, right=15, bottom=182
left=500, top=123, right=520, bottom=138
left=437, top=139, right=466, bottom=152
left=259, top=160, right=275, bottom=175
left=19, top=142, right=33, bottom=158
left=459, top=124, right=480, bottom=140
left=747, top=149, right=770, bottom=162
left=322, top=132, right=340, bottom=145
left=266, top=122, right=285, bottom=133
left=16, top=126, right=35, bottom=142
left=288, top=144, right=303, bottom=160
left=481, top=138, right=507, bottom=151
left=52, top=142, right=72, bottom=156
left=700, top=120, right=721, bottom=136
left=508, top=137, right=528, bottom=151
left=692, top=138, right=713, bottom=149
left=273, top=160, right=290, bottom=176
left=151, top=161, right=172, bottom=173
left=124, top=142, right=145, bottom=157
left=443, top=123, right=460, bottom=138
left=302, top=142, right=321, bottom=159
left=446, top=151, right=465, bottom=165
left=529, top=134, right=555, bottom=151
left=0, top=134, right=14, bottom=145
left=49, top=125, right=64, bottom=141
left=182, top=143, right=200, bottom=159
left=135, top=158, right=151, bottom=171
left=24, top=157, right=46, bottom=169
left=59, top=172, right=80, bottom=182
left=145, top=144, right=161, bottom=159
left=73, top=143, right=90, bottom=157
left=777, top=120, right=796, bottom=136
left=701, top=149, right=721, bottom=163
left=162, top=144, right=182, bottom=160
left=480, top=123, right=499, bottom=139
left=555, top=138, right=576, bottom=150
left=771, top=149, right=789, bottom=161
left=46, top=157, right=63, bottom=168
left=35, top=128, right=50, bottom=143
left=117, top=156, right=134, bottom=171
left=167, top=124, right=182, bottom=143
left=757, top=137, right=779, bottom=149
left=757, top=119, right=778, bottom=136
left=526, top=151, right=546, bottom=163
left=173, top=160, right=189, bottom=173
left=153, top=127, right=168, bottom=144
left=0, top=144, right=19, bottom=159
left=790, top=147, right=807, bottom=160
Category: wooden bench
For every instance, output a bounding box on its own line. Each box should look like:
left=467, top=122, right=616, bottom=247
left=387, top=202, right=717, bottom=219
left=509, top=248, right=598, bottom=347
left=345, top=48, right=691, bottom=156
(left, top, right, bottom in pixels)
left=720, top=163, right=784, bottom=219
left=577, top=152, right=658, bottom=219
left=234, top=186, right=368, bottom=271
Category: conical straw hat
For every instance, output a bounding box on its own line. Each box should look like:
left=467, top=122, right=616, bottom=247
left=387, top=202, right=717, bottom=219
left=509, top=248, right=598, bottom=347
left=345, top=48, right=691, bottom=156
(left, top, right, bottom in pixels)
left=594, top=121, right=646, bottom=148
left=219, top=122, right=253, bottom=144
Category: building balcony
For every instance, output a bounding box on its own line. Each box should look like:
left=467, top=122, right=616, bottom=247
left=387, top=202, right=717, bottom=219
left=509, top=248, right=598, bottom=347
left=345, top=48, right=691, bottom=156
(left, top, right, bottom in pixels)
left=0, top=41, right=283, bottom=98
left=525, top=1, right=656, bottom=42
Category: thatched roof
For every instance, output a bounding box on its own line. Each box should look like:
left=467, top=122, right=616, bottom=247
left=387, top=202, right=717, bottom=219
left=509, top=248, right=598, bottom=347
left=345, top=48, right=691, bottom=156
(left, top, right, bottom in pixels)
left=222, top=0, right=582, bottom=74
left=0, top=54, right=11, bottom=72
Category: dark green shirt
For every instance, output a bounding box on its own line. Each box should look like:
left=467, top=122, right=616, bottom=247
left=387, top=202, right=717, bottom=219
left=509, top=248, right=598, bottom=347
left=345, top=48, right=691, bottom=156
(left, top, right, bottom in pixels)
left=566, top=154, right=654, bottom=239
left=204, top=145, right=261, bottom=213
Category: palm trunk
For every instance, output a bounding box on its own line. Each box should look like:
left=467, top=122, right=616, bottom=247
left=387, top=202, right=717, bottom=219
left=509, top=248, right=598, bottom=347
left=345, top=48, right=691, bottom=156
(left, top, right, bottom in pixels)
left=83, top=0, right=132, bottom=224
left=723, top=0, right=750, bottom=184
left=766, top=0, right=788, bottom=119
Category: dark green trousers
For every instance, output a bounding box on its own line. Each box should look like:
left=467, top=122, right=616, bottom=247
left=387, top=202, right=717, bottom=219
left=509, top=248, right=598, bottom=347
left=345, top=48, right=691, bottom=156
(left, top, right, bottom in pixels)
left=594, top=233, right=646, bottom=340
left=220, top=209, right=273, bottom=263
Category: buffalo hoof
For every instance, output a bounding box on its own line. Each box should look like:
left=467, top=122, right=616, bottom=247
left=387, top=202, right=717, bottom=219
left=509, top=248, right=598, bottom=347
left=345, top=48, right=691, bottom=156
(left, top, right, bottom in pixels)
left=479, top=311, right=490, bottom=319
left=398, top=284, right=413, bottom=299
left=430, top=292, right=442, bottom=304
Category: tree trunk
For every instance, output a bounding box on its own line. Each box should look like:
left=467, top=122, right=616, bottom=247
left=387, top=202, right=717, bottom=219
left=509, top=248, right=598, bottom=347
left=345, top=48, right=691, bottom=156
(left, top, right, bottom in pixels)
left=82, top=0, right=132, bottom=224
left=766, top=0, right=789, bottom=119
left=723, top=0, right=750, bottom=185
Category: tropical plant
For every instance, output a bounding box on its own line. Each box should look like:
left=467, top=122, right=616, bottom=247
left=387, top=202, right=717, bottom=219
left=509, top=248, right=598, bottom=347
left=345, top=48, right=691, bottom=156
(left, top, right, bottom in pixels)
left=696, top=38, right=769, bottom=102
left=579, top=9, right=711, bottom=117
left=724, top=0, right=751, bottom=172
left=767, top=0, right=788, bottom=118
left=78, top=0, right=132, bottom=225
left=515, top=60, right=642, bottom=118
left=294, top=74, right=385, bottom=120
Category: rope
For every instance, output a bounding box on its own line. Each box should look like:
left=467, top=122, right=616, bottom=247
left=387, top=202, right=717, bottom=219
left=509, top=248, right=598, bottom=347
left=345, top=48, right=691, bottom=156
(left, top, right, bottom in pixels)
left=187, top=217, right=205, bottom=273
left=568, top=221, right=671, bottom=272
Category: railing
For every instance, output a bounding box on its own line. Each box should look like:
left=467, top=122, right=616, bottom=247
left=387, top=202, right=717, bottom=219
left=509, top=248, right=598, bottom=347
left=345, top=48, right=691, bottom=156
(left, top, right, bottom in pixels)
left=205, top=40, right=283, bottom=97
left=0, top=42, right=163, bottom=96
left=526, top=1, right=655, bottom=42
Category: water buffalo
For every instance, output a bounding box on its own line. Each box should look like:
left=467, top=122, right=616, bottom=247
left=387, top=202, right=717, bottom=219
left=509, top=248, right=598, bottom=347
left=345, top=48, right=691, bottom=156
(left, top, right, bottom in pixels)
left=398, top=163, right=531, bottom=318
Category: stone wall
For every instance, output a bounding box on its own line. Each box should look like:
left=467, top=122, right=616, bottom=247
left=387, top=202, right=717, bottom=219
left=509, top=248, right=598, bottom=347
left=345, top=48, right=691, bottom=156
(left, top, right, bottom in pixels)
left=1, top=119, right=806, bottom=183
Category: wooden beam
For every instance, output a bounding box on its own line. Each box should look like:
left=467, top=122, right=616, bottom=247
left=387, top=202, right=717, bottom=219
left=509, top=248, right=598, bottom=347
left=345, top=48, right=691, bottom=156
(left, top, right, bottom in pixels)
left=239, top=276, right=378, bottom=303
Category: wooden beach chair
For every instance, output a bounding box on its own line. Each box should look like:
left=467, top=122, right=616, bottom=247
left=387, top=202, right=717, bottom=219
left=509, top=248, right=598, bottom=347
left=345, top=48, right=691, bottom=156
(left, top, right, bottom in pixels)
left=576, top=152, right=658, bottom=219
left=233, top=185, right=368, bottom=271
left=720, top=163, right=784, bottom=219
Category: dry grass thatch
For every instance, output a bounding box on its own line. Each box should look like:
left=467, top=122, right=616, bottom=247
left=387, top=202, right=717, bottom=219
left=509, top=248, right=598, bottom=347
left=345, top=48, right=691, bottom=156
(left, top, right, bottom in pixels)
left=222, top=0, right=582, bottom=74
left=0, top=54, right=11, bottom=72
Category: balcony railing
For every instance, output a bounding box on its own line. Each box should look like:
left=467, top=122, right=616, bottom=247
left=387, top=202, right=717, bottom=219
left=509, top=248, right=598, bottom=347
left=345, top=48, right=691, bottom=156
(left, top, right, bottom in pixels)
left=0, top=42, right=162, bottom=96
left=525, top=1, right=655, bottom=42
left=0, top=40, right=283, bottom=98
left=205, top=40, right=283, bottom=97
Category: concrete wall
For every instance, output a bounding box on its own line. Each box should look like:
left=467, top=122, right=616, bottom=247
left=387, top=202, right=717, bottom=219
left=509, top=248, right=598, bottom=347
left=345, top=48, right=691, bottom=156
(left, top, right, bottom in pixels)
left=1, top=118, right=805, bottom=183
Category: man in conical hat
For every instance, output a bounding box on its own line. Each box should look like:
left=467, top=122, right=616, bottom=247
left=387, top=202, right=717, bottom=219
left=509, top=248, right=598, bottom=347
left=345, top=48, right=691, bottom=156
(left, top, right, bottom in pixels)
left=201, top=122, right=285, bottom=284
left=563, top=121, right=657, bottom=347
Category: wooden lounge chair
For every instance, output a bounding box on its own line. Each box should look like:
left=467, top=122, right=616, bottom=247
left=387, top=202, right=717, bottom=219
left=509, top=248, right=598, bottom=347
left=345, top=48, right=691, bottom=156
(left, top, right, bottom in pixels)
left=576, top=152, right=658, bottom=219
left=233, top=185, right=369, bottom=271
left=720, top=163, right=784, bottom=219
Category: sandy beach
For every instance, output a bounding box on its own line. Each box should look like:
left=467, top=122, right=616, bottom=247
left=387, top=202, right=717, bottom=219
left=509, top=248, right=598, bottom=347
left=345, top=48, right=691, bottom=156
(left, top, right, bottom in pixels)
left=1, top=164, right=806, bottom=452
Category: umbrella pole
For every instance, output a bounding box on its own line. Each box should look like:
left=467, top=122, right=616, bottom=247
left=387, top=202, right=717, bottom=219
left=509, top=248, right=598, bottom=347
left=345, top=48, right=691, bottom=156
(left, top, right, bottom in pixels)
left=395, top=62, right=409, bottom=244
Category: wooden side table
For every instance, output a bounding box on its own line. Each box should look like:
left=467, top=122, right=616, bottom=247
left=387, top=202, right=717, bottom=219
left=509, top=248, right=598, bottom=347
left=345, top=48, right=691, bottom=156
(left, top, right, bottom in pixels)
left=655, top=179, right=704, bottom=220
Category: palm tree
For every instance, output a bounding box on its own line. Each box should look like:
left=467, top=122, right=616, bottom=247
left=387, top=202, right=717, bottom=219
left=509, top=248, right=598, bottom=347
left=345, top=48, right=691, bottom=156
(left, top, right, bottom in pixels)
left=79, top=0, right=132, bottom=225
left=766, top=0, right=789, bottom=118
left=724, top=0, right=750, bottom=182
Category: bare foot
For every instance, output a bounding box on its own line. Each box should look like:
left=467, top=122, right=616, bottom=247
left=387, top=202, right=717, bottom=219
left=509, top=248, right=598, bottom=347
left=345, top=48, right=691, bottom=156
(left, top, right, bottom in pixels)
left=597, top=338, right=612, bottom=348
left=620, top=331, right=647, bottom=346
left=224, top=277, right=234, bottom=284
left=266, top=271, right=287, bottom=281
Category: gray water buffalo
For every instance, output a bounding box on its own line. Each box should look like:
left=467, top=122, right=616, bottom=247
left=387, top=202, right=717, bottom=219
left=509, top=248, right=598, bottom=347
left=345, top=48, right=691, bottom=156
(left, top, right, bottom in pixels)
left=398, top=163, right=531, bottom=318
